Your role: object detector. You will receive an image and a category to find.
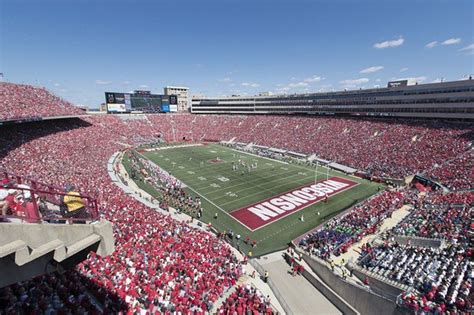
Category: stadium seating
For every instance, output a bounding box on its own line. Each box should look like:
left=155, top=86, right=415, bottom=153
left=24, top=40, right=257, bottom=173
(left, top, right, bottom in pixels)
left=0, top=84, right=472, bottom=312
left=0, top=83, right=84, bottom=121
left=427, top=149, right=474, bottom=191
left=358, top=242, right=472, bottom=313
left=298, top=190, right=415, bottom=259
left=0, top=87, right=472, bottom=189
left=218, top=285, right=275, bottom=314
left=0, top=271, right=124, bottom=313
left=351, top=188, right=473, bottom=314
left=145, top=114, right=473, bottom=189
left=391, top=191, right=473, bottom=242
left=0, top=118, right=241, bottom=313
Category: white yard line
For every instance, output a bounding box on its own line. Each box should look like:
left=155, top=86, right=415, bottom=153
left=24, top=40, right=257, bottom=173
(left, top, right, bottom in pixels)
left=228, top=147, right=289, bottom=165
left=228, top=146, right=358, bottom=182
left=137, top=151, right=236, bottom=220
left=144, top=143, right=203, bottom=151
left=216, top=173, right=319, bottom=207
left=198, top=168, right=308, bottom=195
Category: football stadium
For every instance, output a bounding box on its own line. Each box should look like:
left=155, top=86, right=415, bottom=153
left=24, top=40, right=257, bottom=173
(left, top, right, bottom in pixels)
left=1, top=1, right=473, bottom=314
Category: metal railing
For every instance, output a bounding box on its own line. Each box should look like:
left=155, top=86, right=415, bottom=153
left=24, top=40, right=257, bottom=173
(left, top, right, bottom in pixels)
left=1, top=170, right=99, bottom=223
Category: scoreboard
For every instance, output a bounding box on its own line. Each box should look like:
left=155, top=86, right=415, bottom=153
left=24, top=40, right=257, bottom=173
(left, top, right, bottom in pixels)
left=105, top=91, right=178, bottom=113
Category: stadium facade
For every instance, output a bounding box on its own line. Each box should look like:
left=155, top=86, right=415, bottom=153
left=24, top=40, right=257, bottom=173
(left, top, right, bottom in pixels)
left=191, top=79, right=474, bottom=119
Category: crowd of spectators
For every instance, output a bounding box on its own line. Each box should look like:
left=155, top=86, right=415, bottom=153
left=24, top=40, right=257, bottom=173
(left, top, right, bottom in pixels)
left=391, top=191, right=473, bottom=244
left=0, top=117, right=242, bottom=313
left=0, top=84, right=473, bottom=313
left=0, top=83, right=84, bottom=121
left=426, top=148, right=473, bottom=191
left=0, top=271, right=124, bottom=314
left=146, top=114, right=472, bottom=188
left=298, top=189, right=414, bottom=259
left=358, top=242, right=472, bottom=314
left=209, top=115, right=472, bottom=184
left=1, top=85, right=472, bottom=188
left=218, top=285, right=275, bottom=314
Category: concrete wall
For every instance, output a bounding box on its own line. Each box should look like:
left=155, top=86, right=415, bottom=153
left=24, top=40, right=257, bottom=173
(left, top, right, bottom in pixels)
left=0, top=221, right=114, bottom=256
left=349, top=265, right=405, bottom=300
left=302, top=254, right=409, bottom=315
left=282, top=253, right=359, bottom=315
left=1, top=241, right=99, bottom=288
left=0, top=221, right=113, bottom=288
left=393, top=235, right=442, bottom=248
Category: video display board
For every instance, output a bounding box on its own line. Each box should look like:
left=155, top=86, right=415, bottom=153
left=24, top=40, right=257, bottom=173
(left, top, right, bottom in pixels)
left=105, top=91, right=178, bottom=113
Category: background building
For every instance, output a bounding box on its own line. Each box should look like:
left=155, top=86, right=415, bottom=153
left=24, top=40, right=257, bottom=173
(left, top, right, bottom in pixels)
left=164, top=86, right=189, bottom=112
left=191, top=79, right=474, bottom=120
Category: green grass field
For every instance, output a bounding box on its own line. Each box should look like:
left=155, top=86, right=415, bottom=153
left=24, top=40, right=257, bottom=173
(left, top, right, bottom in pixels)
left=126, top=143, right=382, bottom=256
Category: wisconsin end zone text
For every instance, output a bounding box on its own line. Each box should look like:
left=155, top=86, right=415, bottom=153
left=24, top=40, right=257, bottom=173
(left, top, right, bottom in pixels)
left=230, top=177, right=358, bottom=231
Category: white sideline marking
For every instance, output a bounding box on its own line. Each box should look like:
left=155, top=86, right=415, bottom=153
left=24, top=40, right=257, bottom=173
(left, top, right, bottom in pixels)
left=145, top=143, right=203, bottom=151
left=136, top=151, right=235, bottom=220
left=228, top=148, right=289, bottom=165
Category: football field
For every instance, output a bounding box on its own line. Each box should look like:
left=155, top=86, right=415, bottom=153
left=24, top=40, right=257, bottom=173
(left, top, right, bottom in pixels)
left=126, top=143, right=382, bottom=256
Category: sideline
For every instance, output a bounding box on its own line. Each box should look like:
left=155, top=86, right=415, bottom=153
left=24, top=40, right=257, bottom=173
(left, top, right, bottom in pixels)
left=144, top=143, right=203, bottom=151
left=228, top=147, right=289, bottom=165
left=134, top=150, right=236, bottom=221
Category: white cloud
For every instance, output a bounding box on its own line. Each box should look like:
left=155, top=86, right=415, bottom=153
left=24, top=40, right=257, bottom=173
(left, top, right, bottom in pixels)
left=139, top=84, right=149, bottom=88
left=441, top=38, right=461, bottom=45
left=339, top=78, right=369, bottom=85
left=288, top=82, right=309, bottom=88
left=95, top=80, right=111, bottom=85
left=275, top=76, right=324, bottom=93
left=400, top=67, right=409, bottom=72
left=376, top=78, right=381, bottom=82
left=53, top=83, right=61, bottom=87
left=219, top=77, right=232, bottom=82
left=458, top=43, right=474, bottom=54
left=303, top=75, right=323, bottom=83
left=373, top=37, right=404, bottom=49
left=431, top=78, right=443, bottom=83
left=425, top=41, right=438, bottom=49
left=122, top=81, right=131, bottom=85
left=360, top=66, right=384, bottom=74
left=241, top=82, right=260, bottom=88
left=277, top=87, right=291, bottom=93
left=317, top=85, right=333, bottom=92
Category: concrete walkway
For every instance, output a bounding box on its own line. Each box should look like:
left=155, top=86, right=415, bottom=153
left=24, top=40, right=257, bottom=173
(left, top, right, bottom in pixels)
left=256, top=252, right=341, bottom=315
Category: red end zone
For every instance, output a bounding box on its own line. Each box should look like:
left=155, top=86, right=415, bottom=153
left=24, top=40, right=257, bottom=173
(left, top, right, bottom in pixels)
left=230, top=176, right=358, bottom=231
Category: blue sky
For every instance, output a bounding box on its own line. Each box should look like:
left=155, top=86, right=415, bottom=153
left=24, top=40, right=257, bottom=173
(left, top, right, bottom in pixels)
left=1, top=0, right=473, bottom=107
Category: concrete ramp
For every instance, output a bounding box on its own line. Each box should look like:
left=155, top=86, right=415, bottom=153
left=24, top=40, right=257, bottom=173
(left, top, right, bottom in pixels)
left=0, top=220, right=114, bottom=288
left=256, top=252, right=341, bottom=315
